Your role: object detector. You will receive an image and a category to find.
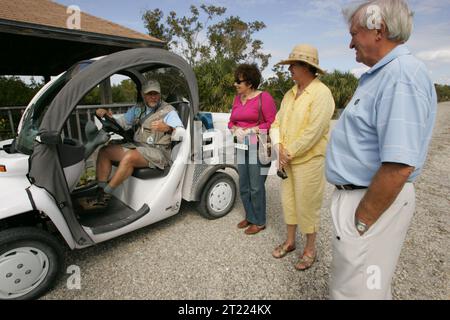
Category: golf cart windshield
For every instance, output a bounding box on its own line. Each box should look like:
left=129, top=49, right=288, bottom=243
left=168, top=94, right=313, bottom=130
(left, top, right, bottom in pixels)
left=15, top=61, right=92, bottom=155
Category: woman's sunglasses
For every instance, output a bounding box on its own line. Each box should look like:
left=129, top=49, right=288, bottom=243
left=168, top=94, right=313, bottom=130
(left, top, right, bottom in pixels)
left=235, top=79, right=247, bottom=84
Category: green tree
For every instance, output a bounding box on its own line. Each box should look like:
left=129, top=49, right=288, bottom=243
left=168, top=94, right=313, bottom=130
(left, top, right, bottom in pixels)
left=194, top=56, right=236, bottom=112
left=116, top=79, right=138, bottom=102
left=80, top=86, right=100, bottom=105
left=261, top=65, right=294, bottom=109
left=112, top=79, right=137, bottom=103
left=142, top=4, right=271, bottom=112
left=262, top=68, right=359, bottom=117
left=208, top=16, right=270, bottom=69
left=0, top=76, right=43, bottom=139
left=320, top=70, right=359, bottom=109
left=143, top=8, right=173, bottom=49
left=0, top=76, right=43, bottom=107
left=435, top=83, right=450, bottom=102
left=144, top=5, right=226, bottom=66
left=80, top=80, right=138, bottom=105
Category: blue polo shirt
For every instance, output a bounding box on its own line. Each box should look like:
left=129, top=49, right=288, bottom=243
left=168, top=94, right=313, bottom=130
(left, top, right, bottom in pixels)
left=326, top=45, right=437, bottom=186
left=123, top=103, right=183, bottom=129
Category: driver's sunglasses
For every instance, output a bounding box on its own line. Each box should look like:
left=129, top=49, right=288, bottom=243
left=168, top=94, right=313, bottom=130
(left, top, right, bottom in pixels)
left=234, top=78, right=247, bottom=85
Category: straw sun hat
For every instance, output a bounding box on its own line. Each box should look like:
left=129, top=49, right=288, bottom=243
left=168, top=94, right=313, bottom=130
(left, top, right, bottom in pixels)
left=277, top=44, right=325, bottom=74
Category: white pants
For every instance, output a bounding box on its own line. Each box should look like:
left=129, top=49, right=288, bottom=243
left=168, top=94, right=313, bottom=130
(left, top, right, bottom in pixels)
left=329, top=183, right=415, bottom=300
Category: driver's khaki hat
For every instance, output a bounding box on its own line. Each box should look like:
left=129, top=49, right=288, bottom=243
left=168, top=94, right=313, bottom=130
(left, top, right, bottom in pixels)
left=142, top=79, right=161, bottom=94
left=276, top=44, right=325, bottom=74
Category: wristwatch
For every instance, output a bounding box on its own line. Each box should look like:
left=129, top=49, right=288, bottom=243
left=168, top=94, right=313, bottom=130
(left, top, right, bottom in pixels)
left=355, top=218, right=369, bottom=234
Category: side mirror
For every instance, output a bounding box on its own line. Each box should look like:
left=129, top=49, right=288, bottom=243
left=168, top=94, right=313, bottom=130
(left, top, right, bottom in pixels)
left=36, top=131, right=62, bottom=145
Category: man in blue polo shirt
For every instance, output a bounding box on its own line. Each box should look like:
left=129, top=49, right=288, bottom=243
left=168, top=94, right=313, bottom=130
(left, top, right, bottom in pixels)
left=82, top=79, right=183, bottom=210
left=326, top=0, right=437, bottom=299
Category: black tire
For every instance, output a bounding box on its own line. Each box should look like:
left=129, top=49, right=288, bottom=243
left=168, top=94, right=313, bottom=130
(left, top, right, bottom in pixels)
left=197, top=172, right=236, bottom=220
left=0, top=227, right=65, bottom=300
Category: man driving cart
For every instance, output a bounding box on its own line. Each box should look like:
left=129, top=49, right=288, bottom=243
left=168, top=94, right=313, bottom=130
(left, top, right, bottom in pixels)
left=81, top=79, right=184, bottom=210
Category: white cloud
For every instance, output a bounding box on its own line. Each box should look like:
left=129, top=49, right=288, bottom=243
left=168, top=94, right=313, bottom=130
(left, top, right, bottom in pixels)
left=417, top=48, right=450, bottom=63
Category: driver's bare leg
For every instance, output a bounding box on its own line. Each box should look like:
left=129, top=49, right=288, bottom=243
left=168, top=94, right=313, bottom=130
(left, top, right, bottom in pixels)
left=96, top=145, right=127, bottom=183
left=108, top=149, right=148, bottom=188
left=80, top=145, right=128, bottom=210
left=83, top=148, right=148, bottom=210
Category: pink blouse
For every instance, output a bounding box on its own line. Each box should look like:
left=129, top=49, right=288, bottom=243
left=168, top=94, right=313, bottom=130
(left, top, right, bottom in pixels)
left=228, top=91, right=277, bottom=131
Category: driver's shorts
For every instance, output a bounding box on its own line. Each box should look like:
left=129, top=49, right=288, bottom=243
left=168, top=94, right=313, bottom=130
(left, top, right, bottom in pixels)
left=122, top=142, right=170, bottom=170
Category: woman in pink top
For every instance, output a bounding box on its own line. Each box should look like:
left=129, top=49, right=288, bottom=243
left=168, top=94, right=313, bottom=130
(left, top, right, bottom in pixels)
left=228, top=64, right=277, bottom=235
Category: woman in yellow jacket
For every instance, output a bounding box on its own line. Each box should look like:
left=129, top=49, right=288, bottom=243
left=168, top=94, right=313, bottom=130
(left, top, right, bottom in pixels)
left=270, top=44, right=335, bottom=270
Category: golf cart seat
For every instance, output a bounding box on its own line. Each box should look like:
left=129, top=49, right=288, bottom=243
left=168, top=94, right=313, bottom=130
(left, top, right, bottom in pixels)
left=171, top=100, right=190, bottom=128
left=131, top=165, right=170, bottom=179
left=120, top=101, right=190, bottom=179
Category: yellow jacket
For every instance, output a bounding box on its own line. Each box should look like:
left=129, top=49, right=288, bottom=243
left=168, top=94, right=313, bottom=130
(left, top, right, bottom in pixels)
left=270, top=78, right=335, bottom=164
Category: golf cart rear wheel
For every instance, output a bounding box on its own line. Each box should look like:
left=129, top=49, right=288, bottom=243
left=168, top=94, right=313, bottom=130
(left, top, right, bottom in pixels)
left=197, top=172, right=236, bottom=220
left=0, top=227, right=64, bottom=300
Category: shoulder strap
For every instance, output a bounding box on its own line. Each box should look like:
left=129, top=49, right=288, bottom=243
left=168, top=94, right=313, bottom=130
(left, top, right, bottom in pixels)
left=138, top=101, right=174, bottom=125
left=257, top=92, right=266, bottom=125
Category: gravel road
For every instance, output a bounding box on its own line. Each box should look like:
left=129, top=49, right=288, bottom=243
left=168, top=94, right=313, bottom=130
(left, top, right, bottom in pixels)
left=43, top=103, right=449, bottom=300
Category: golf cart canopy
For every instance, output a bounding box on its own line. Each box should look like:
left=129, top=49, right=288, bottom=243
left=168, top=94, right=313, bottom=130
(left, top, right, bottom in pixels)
left=39, top=47, right=199, bottom=133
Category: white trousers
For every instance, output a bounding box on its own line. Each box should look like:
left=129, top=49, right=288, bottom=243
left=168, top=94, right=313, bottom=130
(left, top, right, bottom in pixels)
left=329, top=183, right=415, bottom=300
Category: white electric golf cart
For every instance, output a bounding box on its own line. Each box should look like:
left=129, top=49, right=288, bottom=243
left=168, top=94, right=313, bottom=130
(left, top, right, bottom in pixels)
left=0, top=48, right=237, bottom=299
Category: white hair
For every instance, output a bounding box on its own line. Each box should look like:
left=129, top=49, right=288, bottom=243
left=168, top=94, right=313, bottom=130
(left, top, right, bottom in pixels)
left=342, top=0, right=414, bottom=43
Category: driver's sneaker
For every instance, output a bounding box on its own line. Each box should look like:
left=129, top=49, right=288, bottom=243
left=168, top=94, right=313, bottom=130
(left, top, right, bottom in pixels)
left=79, top=188, right=111, bottom=211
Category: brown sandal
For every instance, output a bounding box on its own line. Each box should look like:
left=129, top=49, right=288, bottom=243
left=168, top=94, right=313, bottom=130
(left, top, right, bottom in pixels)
left=237, top=219, right=250, bottom=229
left=272, top=243, right=296, bottom=259
left=294, top=253, right=316, bottom=271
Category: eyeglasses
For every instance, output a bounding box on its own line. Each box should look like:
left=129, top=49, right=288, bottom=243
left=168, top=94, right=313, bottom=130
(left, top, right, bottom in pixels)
left=235, top=79, right=247, bottom=84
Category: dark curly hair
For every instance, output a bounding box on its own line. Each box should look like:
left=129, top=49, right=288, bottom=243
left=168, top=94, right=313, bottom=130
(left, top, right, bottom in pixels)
left=234, top=63, right=262, bottom=89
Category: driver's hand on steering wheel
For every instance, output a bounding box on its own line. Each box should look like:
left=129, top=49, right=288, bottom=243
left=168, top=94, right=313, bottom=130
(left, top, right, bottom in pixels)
left=150, top=120, right=172, bottom=133
left=95, top=108, right=113, bottom=118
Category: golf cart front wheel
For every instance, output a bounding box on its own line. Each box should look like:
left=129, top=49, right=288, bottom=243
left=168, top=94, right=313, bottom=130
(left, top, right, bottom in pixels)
left=197, top=172, right=236, bottom=220
left=0, top=227, right=64, bottom=300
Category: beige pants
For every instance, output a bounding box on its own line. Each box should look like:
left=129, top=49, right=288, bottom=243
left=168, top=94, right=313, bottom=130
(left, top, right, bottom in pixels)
left=329, top=183, right=415, bottom=300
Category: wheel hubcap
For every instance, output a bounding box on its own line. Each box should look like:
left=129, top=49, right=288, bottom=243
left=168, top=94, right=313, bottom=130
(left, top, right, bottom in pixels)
left=208, top=182, right=233, bottom=213
left=0, top=247, right=50, bottom=299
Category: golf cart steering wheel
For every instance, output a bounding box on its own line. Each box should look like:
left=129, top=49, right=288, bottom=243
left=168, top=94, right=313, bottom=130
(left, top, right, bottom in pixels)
left=95, top=114, right=133, bottom=143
